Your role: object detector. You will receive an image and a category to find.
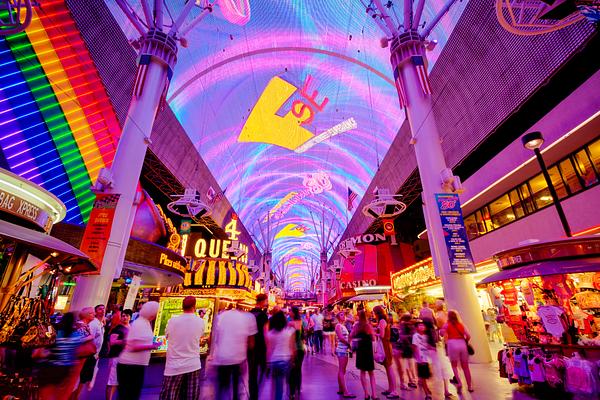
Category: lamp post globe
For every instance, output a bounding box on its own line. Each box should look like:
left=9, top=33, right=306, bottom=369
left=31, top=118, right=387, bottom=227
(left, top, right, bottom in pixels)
left=522, top=131, right=544, bottom=150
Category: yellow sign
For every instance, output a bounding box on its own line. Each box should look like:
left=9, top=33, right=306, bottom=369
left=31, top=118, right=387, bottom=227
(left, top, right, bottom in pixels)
left=192, top=238, right=249, bottom=263
left=156, top=204, right=181, bottom=252
left=391, top=258, right=439, bottom=293
left=238, top=76, right=329, bottom=150
left=275, top=223, right=308, bottom=239
left=159, top=252, right=186, bottom=273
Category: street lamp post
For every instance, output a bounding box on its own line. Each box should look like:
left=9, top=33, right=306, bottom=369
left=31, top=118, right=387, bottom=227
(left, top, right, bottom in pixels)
left=522, top=132, right=572, bottom=237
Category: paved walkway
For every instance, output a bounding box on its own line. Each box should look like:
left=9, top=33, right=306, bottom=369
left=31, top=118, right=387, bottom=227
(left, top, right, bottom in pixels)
left=80, top=351, right=538, bottom=400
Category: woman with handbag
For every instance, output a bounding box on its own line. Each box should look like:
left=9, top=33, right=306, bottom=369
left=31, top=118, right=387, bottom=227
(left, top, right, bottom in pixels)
left=442, top=310, right=474, bottom=393
left=349, top=310, right=377, bottom=400
left=373, top=306, right=399, bottom=399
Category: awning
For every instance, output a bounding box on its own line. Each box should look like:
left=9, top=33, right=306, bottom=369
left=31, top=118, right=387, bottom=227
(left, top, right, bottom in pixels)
left=479, top=257, right=600, bottom=285
left=349, top=293, right=385, bottom=302
left=0, top=219, right=96, bottom=274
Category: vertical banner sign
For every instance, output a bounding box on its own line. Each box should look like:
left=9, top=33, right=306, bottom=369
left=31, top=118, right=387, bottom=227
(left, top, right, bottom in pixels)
left=382, top=218, right=395, bottom=236
left=124, top=275, right=142, bottom=310
left=435, top=193, right=476, bottom=273
left=80, top=193, right=121, bottom=271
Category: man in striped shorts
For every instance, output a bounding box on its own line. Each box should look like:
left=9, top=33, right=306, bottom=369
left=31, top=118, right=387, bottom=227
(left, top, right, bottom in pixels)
left=160, top=296, right=206, bottom=400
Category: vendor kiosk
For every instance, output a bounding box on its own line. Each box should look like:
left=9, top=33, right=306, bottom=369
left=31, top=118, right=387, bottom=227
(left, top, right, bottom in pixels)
left=153, top=257, right=255, bottom=355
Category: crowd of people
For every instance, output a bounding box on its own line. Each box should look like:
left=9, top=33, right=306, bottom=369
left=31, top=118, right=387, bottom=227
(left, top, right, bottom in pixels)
left=30, top=296, right=475, bottom=400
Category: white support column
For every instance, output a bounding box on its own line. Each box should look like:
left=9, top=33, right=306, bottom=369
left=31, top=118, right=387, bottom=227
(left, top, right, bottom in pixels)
left=70, top=32, right=176, bottom=311
left=321, top=251, right=327, bottom=306
left=392, top=35, right=491, bottom=363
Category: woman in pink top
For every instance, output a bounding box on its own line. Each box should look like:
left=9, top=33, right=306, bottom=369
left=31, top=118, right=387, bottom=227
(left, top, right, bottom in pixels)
left=442, top=310, right=474, bottom=393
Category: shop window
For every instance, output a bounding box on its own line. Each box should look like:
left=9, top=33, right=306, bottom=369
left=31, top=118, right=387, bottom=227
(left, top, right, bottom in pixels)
left=528, top=173, right=553, bottom=209
left=474, top=210, right=488, bottom=235
left=464, top=213, right=479, bottom=240
left=480, top=206, right=494, bottom=233
left=574, top=149, right=598, bottom=187
left=508, top=189, right=525, bottom=219
left=489, top=193, right=516, bottom=228
left=548, top=166, right=568, bottom=199
left=587, top=138, right=600, bottom=175
left=519, top=184, right=536, bottom=214
left=558, top=158, right=583, bottom=195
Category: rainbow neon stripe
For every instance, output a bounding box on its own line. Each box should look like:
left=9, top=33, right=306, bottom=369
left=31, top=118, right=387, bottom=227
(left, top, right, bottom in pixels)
left=0, top=1, right=121, bottom=224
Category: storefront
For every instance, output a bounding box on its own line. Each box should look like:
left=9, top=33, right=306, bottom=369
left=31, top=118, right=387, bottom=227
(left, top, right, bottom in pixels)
left=49, top=222, right=187, bottom=311
left=390, top=257, right=499, bottom=315
left=335, top=233, right=416, bottom=310
left=0, top=168, right=96, bottom=395
left=0, top=169, right=96, bottom=311
left=152, top=214, right=258, bottom=355
left=476, top=236, right=600, bottom=396
left=479, top=236, right=600, bottom=346
left=153, top=258, right=256, bottom=356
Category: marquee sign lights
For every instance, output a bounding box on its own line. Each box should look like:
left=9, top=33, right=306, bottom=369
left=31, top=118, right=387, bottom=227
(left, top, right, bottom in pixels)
left=390, top=257, right=440, bottom=294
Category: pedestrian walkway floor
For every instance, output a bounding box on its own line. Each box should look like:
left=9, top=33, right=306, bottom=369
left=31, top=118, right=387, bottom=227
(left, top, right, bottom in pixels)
left=80, top=352, right=538, bottom=400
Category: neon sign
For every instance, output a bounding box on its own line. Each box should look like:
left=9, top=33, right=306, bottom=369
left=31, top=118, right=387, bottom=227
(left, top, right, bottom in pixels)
left=156, top=204, right=182, bottom=252
left=186, top=217, right=249, bottom=263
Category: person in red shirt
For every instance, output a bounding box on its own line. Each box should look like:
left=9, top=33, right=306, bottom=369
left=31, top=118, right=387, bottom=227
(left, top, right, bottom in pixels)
left=442, top=310, right=474, bottom=393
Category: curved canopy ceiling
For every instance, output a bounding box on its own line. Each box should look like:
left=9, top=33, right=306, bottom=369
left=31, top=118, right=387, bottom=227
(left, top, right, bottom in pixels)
left=107, top=0, right=467, bottom=291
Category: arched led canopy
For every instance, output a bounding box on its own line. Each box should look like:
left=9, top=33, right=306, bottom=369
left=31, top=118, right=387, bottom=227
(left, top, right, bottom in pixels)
left=108, top=0, right=467, bottom=290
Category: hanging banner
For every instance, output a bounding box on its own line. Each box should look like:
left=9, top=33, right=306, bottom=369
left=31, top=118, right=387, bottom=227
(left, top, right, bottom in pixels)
left=435, top=193, right=476, bottom=273
left=123, top=275, right=142, bottom=310
left=80, top=193, right=120, bottom=271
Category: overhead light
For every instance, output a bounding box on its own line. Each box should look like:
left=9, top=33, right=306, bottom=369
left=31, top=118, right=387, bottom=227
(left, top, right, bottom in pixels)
left=521, top=131, right=544, bottom=150
left=540, top=195, right=553, bottom=202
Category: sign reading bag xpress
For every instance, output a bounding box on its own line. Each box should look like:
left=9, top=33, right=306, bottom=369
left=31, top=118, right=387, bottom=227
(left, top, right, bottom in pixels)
left=0, top=188, right=52, bottom=232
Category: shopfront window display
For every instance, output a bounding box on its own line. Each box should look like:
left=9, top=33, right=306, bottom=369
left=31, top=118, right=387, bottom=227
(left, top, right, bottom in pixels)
left=487, top=272, right=600, bottom=346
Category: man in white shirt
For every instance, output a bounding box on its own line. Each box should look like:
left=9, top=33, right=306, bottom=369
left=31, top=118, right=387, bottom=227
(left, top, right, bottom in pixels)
left=160, top=296, right=205, bottom=400
left=212, top=304, right=258, bottom=400
left=310, top=308, right=324, bottom=354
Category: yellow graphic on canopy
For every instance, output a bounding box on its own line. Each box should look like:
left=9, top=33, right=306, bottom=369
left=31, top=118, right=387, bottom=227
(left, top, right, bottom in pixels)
left=275, top=223, right=308, bottom=240
left=239, top=77, right=313, bottom=149
left=239, top=75, right=329, bottom=150
left=287, top=257, right=304, bottom=265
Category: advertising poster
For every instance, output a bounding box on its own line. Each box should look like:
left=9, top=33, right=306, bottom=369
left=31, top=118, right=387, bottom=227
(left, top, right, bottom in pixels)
left=79, top=193, right=120, bottom=271
left=435, top=193, right=476, bottom=273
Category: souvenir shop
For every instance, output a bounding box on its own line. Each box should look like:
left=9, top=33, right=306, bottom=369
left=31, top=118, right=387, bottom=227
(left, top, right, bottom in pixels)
left=390, top=257, right=499, bottom=319
left=481, top=237, right=600, bottom=398
left=0, top=169, right=96, bottom=398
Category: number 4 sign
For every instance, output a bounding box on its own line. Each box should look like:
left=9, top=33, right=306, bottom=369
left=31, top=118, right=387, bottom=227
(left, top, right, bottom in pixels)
left=225, top=218, right=241, bottom=241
